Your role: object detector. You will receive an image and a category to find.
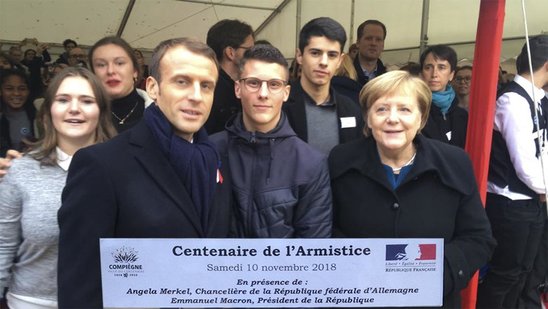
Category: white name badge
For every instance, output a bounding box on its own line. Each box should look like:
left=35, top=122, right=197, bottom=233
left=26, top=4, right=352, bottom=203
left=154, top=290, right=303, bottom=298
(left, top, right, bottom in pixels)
left=100, top=238, right=443, bottom=308
left=340, top=117, right=357, bottom=128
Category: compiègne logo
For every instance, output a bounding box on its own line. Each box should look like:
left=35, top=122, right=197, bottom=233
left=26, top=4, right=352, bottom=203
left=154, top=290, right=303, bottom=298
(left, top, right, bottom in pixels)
left=384, top=244, right=437, bottom=273
left=108, top=246, right=144, bottom=278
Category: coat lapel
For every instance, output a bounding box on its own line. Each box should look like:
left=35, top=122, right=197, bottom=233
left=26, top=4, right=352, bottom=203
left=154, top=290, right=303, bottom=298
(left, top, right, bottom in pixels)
left=359, top=138, right=395, bottom=191
left=285, top=82, right=308, bottom=141
left=331, top=137, right=394, bottom=192
left=128, top=121, right=203, bottom=235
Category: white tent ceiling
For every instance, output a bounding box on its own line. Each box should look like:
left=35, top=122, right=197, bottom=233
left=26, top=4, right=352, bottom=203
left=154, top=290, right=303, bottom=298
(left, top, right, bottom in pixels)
left=1, top=0, right=547, bottom=67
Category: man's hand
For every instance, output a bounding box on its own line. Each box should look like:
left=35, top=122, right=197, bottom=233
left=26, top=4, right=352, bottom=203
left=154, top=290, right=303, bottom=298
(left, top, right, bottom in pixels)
left=0, top=149, right=22, bottom=177
left=38, top=43, right=48, bottom=53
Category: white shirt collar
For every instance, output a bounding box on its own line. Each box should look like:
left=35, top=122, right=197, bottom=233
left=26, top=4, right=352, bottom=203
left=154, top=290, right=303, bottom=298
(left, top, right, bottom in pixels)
left=514, top=74, right=546, bottom=104
left=56, top=147, right=72, bottom=171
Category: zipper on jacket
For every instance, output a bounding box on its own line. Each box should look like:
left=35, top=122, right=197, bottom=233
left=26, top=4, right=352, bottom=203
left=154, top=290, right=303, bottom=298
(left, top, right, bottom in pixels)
left=246, top=144, right=258, bottom=236
left=266, top=138, right=275, bottom=184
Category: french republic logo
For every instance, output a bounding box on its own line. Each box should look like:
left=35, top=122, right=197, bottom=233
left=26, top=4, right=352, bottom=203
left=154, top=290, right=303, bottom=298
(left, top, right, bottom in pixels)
left=385, top=244, right=437, bottom=273
left=386, top=244, right=436, bottom=261
left=108, top=246, right=144, bottom=278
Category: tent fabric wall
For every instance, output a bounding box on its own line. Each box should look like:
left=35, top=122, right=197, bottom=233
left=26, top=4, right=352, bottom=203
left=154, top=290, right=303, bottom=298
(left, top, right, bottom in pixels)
left=1, top=0, right=546, bottom=65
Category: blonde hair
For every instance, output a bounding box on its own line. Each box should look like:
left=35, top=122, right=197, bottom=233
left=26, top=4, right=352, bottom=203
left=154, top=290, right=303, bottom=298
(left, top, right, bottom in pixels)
left=335, top=54, right=358, bottom=81
left=360, top=70, right=432, bottom=136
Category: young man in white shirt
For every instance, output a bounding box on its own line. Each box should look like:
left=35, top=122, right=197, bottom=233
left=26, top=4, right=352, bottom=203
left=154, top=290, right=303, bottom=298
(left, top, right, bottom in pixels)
left=478, top=34, right=548, bottom=309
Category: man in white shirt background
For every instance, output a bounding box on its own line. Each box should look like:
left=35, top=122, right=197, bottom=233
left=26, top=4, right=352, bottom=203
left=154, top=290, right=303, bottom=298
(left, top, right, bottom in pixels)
left=478, top=34, right=548, bottom=309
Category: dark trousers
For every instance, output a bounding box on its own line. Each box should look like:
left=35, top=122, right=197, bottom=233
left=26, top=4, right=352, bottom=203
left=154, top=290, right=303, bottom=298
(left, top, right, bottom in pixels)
left=477, top=193, right=546, bottom=309
left=519, top=216, right=548, bottom=309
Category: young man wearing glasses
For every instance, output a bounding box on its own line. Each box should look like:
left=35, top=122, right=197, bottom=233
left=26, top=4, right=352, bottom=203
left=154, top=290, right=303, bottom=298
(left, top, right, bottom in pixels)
left=284, top=17, right=363, bottom=154
left=210, top=44, right=332, bottom=238
left=67, top=47, right=87, bottom=68
left=452, top=65, right=472, bottom=110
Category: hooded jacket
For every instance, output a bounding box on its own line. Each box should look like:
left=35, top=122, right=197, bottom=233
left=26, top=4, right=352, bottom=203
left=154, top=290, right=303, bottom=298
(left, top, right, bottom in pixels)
left=210, top=112, right=332, bottom=238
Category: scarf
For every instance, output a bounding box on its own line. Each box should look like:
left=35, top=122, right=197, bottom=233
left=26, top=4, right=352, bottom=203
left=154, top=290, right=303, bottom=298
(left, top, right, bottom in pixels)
left=432, top=85, right=456, bottom=115
left=144, top=104, right=219, bottom=231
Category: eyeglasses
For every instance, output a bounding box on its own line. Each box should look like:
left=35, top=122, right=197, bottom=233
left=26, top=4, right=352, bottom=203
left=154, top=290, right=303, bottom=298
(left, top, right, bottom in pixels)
left=239, top=78, right=287, bottom=94
left=455, top=76, right=471, bottom=83
left=69, top=54, right=86, bottom=59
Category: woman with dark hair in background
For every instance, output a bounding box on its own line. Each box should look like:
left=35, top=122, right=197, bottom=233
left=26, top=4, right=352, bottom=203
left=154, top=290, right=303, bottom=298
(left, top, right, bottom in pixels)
left=419, top=45, right=468, bottom=148
left=54, top=39, right=77, bottom=65
left=0, top=69, right=36, bottom=156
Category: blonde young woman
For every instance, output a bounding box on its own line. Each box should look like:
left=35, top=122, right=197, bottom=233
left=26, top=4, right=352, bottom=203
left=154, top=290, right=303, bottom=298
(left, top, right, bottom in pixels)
left=0, top=67, right=116, bottom=309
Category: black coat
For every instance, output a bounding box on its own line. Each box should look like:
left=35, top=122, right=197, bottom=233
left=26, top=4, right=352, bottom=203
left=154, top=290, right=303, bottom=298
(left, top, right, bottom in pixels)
left=21, top=50, right=51, bottom=97
left=204, top=68, right=241, bottom=135
left=57, top=121, right=233, bottom=308
left=328, top=135, right=495, bottom=308
left=353, top=56, right=387, bottom=87
left=331, top=75, right=361, bottom=106
left=422, top=98, right=469, bottom=148
left=283, top=81, right=363, bottom=145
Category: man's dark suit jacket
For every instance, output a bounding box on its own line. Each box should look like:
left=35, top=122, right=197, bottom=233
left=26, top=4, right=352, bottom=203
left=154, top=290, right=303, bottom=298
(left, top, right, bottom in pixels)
left=353, top=56, right=387, bottom=87
left=57, top=121, right=233, bottom=308
left=283, top=81, right=364, bottom=145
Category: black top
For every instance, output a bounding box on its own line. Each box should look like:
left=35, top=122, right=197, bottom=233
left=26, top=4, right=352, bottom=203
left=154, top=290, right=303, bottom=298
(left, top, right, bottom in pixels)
left=422, top=97, right=468, bottom=149
left=110, top=88, right=145, bottom=133
left=204, top=68, right=241, bottom=135
left=331, top=75, right=361, bottom=105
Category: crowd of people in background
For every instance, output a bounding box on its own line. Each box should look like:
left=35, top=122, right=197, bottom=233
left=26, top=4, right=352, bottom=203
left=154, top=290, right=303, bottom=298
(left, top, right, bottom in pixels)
left=0, top=16, right=547, bottom=309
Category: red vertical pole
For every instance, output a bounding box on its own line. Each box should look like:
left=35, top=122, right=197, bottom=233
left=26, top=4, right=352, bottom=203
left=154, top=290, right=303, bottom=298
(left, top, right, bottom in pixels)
left=461, top=0, right=505, bottom=308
